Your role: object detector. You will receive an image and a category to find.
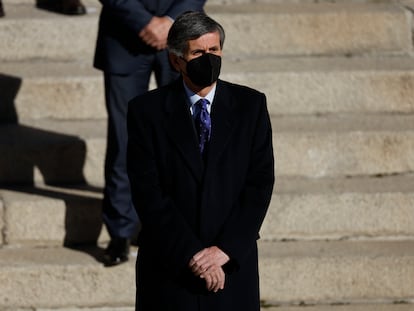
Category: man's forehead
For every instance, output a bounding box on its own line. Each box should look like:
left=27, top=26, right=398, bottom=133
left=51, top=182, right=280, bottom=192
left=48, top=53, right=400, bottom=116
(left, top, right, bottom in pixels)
left=187, top=32, right=220, bottom=48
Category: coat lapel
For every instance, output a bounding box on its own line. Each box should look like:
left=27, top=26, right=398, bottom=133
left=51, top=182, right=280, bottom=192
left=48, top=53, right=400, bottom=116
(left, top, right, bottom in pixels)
left=205, top=80, right=235, bottom=169
left=165, top=80, right=204, bottom=183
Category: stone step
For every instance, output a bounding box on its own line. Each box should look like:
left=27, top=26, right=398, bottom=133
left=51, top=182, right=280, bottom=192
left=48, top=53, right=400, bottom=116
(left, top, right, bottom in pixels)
left=0, top=121, right=103, bottom=185
left=0, top=245, right=136, bottom=309
left=207, top=3, right=412, bottom=58
left=4, top=304, right=412, bottom=311
left=1, top=114, right=412, bottom=184
left=273, top=114, right=414, bottom=178
left=263, top=174, right=414, bottom=241
left=0, top=2, right=99, bottom=62
left=1, top=305, right=413, bottom=311
left=0, top=60, right=105, bottom=122
left=11, top=0, right=407, bottom=5
left=10, top=0, right=411, bottom=4
left=2, top=56, right=414, bottom=122
left=208, top=0, right=413, bottom=4
left=223, top=56, right=414, bottom=116
left=265, top=305, right=414, bottom=311
left=0, top=2, right=411, bottom=61
left=2, top=174, right=414, bottom=246
left=1, top=240, right=414, bottom=308
left=0, top=184, right=109, bottom=246
left=260, top=240, right=414, bottom=305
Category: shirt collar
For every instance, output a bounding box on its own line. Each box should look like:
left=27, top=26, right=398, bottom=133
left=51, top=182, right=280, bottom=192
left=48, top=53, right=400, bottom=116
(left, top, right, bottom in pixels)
left=183, top=81, right=217, bottom=108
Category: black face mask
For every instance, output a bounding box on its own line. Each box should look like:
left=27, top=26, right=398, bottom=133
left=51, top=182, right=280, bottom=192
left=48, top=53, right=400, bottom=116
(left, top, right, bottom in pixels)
left=185, top=53, right=222, bottom=87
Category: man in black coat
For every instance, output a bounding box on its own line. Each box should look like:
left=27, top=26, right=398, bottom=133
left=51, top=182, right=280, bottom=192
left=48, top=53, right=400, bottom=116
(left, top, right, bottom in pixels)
left=127, top=11, right=275, bottom=311
left=93, top=0, right=206, bottom=266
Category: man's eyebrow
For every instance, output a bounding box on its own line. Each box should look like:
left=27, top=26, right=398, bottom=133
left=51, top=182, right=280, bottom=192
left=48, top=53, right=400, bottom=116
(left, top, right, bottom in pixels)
left=190, top=48, right=207, bottom=54
left=191, top=46, right=220, bottom=53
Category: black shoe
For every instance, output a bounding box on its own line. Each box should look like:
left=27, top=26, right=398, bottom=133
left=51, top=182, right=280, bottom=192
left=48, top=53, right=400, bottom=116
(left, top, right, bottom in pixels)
left=36, top=0, right=86, bottom=15
left=0, top=0, right=5, bottom=17
left=103, top=238, right=130, bottom=267
left=61, top=0, right=86, bottom=15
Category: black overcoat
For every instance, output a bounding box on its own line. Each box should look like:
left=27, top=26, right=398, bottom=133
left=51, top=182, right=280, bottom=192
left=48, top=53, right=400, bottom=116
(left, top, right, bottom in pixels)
left=127, top=79, right=275, bottom=311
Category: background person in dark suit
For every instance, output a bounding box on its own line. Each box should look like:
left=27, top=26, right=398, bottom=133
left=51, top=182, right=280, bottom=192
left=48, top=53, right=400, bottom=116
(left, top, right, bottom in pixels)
left=93, top=0, right=206, bottom=266
left=127, top=11, right=275, bottom=311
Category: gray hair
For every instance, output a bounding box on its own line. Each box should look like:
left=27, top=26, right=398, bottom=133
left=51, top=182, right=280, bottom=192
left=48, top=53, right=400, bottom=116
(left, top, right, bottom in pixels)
left=167, top=11, right=225, bottom=57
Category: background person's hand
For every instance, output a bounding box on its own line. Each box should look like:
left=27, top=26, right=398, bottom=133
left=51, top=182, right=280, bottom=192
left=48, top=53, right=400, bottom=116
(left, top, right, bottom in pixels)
left=139, top=16, right=173, bottom=50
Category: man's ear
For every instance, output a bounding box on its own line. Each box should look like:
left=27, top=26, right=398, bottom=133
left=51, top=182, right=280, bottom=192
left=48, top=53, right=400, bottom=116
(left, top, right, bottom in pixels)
left=168, top=52, right=181, bottom=72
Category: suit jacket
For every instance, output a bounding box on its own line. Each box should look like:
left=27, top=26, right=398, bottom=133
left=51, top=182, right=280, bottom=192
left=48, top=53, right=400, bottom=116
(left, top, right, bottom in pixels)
left=93, top=0, right=206, bottom=74
left=127, top=79, right=275, bottom=311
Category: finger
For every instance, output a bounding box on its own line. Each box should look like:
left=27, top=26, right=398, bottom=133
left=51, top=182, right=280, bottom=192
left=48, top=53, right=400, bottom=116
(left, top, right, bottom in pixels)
left=144, top=35, right=156, bottom=45
left=157, top=43, right=167, bottom=50
left=203, top=269, right=218, bottom=292
left=190, top=253, right=204, bottom=265
left=191, top=263, right=201, bottom=275
left=190, top=257, right=206, bottom=268
left=213, top=271, right=222, bottom=291
left=204, top=274, right=212, bottom=290
left=211, top=279, right=218, bottom=292
left=138, top=29, right=146, bottom=38
left=209, top=276, right=217, bottom=291
left=211, top=269, right=224, bottom=292
left=153, top=42, right=165, bottom=51
left=189, top=258, right=195, bottom=267
left=194, top=256, right=208, bottom=268
left=139, top=29, right=154, bottom=42
left=192, top=267, right=202, bottom=276
left=193, top=250, right=206, bottom=261
left=196, top=264, right=209, bottom=276
left=213, top=276, right=221, bottom=292
left=201, top=270, right=215, bottom=291
left=140, top=34, right=152, bottom=45
left=218, top=270, right=225, bottom=290
left=190, top=259, right=204, bottom=272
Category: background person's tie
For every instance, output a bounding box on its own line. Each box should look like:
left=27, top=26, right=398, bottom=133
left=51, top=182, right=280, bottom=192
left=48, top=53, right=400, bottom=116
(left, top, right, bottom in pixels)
left=195, top=98, right=211, bottom=154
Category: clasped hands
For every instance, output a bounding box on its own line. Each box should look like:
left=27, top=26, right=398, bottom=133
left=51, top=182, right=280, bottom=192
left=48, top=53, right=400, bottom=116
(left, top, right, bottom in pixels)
left=189, top=246, right=230, bottom=293
left=139, top=16, right=173, bottom=50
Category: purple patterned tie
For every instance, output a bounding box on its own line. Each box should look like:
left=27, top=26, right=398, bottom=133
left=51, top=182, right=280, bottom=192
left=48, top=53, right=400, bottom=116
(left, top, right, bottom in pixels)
left=195, top=98, right=211, bottom=154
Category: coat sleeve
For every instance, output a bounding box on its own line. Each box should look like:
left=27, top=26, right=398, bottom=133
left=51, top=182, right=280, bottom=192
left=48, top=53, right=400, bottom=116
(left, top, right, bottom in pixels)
left=98, top=0, right=206, bottom=33
left=98, top=0, right=153, bottom=32
left=127, top=100, right=204, bottom=276
left=166, top=0, right=207, bottom=20
left=216, top=93, right=275, bottom=271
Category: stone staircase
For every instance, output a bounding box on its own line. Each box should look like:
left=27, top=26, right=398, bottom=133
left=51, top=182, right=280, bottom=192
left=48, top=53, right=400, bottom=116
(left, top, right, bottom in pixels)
left=1, top=0, right=414, bottom=310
